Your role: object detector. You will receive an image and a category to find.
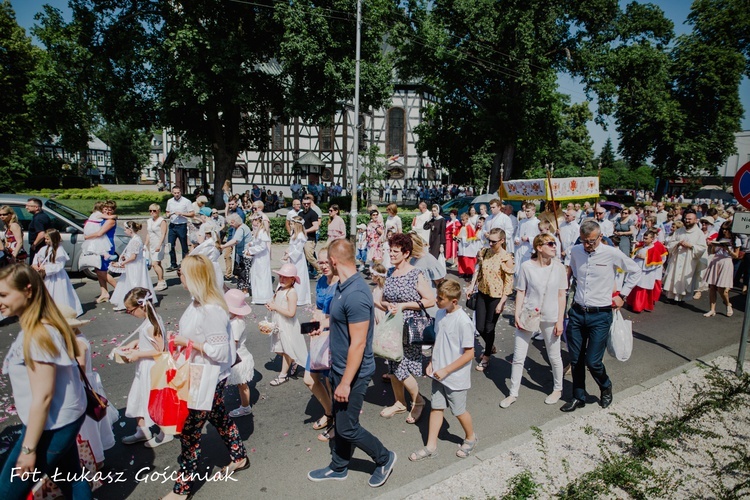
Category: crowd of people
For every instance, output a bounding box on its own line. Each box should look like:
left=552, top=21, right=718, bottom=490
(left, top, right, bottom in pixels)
left=0, top=184, right=747, bottom=497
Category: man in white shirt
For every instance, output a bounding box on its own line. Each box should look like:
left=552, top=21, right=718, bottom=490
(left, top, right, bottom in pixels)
left=558, top=209, right=580, bottom=266
left=286, top=198, right=301, bottom=235
left=654, top=201, right=668, bottom=225
left=412, top=201, right=432, bottom=244
left=594, top=207, right=614, bottom=237
left=503, top=204, right=519, bottom=246
left=484, top=199, right=515, bottom=253
left=165, top=186, right=195, bottom=271
left=562, top=220, right=641, bottom=413
left=514, top=202, right=540, bottom=273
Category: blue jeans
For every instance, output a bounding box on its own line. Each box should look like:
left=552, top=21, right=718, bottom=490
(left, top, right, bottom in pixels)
left=168, top=223, right=188, bottom=268
left=329, top=371, right=390, bottom=472
left=566, top=307, right=613, bottom=401
left=0, top=414, right=91, bottom=499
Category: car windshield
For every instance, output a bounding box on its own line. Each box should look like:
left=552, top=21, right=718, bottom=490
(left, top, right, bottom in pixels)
left=45, top=199, right=88, bottom=227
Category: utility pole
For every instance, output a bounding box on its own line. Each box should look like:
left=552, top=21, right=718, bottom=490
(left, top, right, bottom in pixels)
left=349, top=0, right=362, bottom=240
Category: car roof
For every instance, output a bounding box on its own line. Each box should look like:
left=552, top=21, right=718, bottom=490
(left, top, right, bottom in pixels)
left=0, top=194, right=51, bottom=203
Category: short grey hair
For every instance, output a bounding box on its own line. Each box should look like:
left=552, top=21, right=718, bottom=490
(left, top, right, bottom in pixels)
left=580, top=220, right=601, bottom=237
left=227, top=213, right=243, bottom=225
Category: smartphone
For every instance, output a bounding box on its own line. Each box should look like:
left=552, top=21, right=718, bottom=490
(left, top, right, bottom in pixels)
left=300, top=321, right=321, bottom=334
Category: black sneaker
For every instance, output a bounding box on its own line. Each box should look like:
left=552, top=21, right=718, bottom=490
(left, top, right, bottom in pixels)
left=166, top=266, right=179, bottom=272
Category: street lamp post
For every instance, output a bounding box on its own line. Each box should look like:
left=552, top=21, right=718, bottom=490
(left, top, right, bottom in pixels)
left=349, top=0, right=362, bottom=240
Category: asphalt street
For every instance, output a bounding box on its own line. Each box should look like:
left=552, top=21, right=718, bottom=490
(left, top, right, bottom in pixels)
left=0, top=244, right=747, bottom=499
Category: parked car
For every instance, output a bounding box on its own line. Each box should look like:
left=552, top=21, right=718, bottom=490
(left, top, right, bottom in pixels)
left=0, top=194, right=129, bottom=278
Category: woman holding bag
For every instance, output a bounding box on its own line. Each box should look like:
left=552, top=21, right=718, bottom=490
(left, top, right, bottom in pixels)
left=377, top=233, right=435, bottom=424
left=166, top=254, right=249, bottom=499
left=500, top=234, right=567, bottom=408
left=0, top=264, right=91, bottom=498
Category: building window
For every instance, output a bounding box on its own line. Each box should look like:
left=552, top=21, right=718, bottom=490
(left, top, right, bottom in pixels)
left=232, top=165, right=247, bottom=178
left=386, top=108, right=405, bottom=157
left=320, top=123, right=333, bottom=151
left=271, top=122, right=284, bottom=151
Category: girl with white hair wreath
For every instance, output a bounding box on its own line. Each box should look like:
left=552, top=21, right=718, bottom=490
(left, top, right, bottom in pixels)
left=190, top=222, right=225, bottom=293
left=117, top=287, right=173, bottom=448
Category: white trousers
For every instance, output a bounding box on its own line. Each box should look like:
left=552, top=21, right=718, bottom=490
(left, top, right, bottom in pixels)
left=508, top=321, right=563, bottom=397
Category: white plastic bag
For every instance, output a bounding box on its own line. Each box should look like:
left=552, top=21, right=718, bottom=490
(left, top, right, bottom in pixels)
left=607, top=309, right=633, bottom=361
left=309, top=334, right=331, bottom=371
left=437, top=251, right=446, bottom=275
left=78, top=252, right=101, bottom=270
left=373, top=310, right=404, bottom=362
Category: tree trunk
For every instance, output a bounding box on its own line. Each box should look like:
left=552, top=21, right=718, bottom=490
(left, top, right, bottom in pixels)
left=489, top=143, right=516, bottom=194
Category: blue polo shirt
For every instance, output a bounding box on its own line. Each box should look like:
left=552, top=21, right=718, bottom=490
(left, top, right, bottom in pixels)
left=329, top=272, right=375, bottom=378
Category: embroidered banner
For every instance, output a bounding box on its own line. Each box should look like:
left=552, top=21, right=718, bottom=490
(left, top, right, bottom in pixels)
left=500, top=177, right=599, bottom=201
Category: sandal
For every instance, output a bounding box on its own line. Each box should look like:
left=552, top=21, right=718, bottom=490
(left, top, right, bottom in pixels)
left=317, top=422, right=335, bottom=442
left=456, top=435, right=478, bottom=458
left=289, top=362, right=299, bottom=377
left=313, top=414, right=332, bottom=431
left=409, top=446, right=438, bottom=462
left=220, top=457, right=250, bottom=476
left=475, top=358, right=489, bottom=371
left=95, top=295, right=110, bottom=304
left=379, top=402, right=407, bottom=418
left=269, top=376, right=288, bottom=386
left=406, top=399, right=425, bottom=424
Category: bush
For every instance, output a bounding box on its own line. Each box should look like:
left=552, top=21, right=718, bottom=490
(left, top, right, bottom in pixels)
left=61, top=176, right=91, bottom=189
left=23, top=186, right=172, bottom=203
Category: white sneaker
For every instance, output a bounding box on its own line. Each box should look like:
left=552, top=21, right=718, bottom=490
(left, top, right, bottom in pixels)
left=229, top=405, right=253, bottom=418
left=122, top=429, right=151, bottom=445
left=545, top=390, right=562, bottom=405
left=154, top=281, right=167, bottom=291
left=144, top=432, right=174, bottom=448
left=499, top=396, right=517, bottom=408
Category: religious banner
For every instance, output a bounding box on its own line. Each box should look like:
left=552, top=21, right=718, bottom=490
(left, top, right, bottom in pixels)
left=500, top=176, right=599, bottom=201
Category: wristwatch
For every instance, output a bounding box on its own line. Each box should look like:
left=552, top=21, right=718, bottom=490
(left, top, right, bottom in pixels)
left=618, top=293, right=627, bottom=301
left=21, top=445, right=36, bottom=455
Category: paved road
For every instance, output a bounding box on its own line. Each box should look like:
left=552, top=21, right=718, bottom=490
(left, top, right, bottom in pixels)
left=0, top=245, right=746, bottom=499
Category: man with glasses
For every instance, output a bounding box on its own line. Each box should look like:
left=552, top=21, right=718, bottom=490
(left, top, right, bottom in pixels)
left=514, top=202, right=539, bottom=273
left=594, top=207, right=614, bottom=237
left=26, top=198, right=51, bottom=264
left=301, top=195, right=322, bottom=278
left=286, top=198, right=302, bottom=235
left=165, top=187, right=195, bottom=272
left=562, top=220, right=641, bottom=413
left=655, top=201, right=668, bottom=225
left=662, top=209, right=707, bottom=302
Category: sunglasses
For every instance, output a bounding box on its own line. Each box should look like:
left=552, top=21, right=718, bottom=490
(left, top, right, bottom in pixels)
left=149, top=209, right=159, bottom=212
left=0, top=213, right=10, bottom=216
left=543, top=241, right=557, bottom=247
left=488, top=239, right=502, bottom=244
left=596, top=212, right=606, bottom=215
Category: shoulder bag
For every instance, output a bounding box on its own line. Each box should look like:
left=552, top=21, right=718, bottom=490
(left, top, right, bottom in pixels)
left=403, top=300, right=436, bottom=345
left=78, top=364, right=110, bottom=422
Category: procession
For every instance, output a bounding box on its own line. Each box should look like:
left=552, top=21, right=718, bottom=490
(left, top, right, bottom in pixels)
left=0, top=178, right=747, bottom=498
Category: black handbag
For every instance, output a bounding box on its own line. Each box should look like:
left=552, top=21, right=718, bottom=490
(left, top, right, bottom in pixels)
left=78, top=364, right=109, bottom=422
left=466, top=292, right=478, bottom=311
left=403, top=301, right=436, bottom=345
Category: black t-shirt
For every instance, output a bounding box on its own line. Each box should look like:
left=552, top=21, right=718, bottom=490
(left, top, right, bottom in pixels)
left=29, top=212, right=52, bottom=249
left=300, top=208, right=319, bottom=242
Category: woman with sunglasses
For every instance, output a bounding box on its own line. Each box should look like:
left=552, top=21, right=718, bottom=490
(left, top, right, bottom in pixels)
left=501, top=233, right=567, bottom=408
left=326, top=204, right=346, bottom=243
left=0, top=206, right=25, bottom=263
left=613, top=208, right=636, bottom=256
left=466, top=228, right=514, bottom=372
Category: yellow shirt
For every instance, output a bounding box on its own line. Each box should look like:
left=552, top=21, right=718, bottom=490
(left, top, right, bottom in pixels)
left=477, top=247, right=514, bottom=297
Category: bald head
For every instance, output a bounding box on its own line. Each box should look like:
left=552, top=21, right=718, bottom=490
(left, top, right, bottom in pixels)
left=329, top=238, right=355, bottom=264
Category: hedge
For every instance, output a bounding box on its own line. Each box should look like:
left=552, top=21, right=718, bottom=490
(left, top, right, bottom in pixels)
left=23, top=186, right=172, bottom=203
left=264, top=213, right=416, bottom=243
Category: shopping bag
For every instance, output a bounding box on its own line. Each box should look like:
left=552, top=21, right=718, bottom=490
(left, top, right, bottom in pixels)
left=148, top=339, right=190, bottom=434
left=607, top=309, right=633, bottom=361
left=187, top=362, right=221, bottom=411
left=309, top=334, right=331, bottom=371
left=437, top=251, right=446, bottom=275
left=373, top=310, right=404, bottom=362
left=78, top=252, right=101, bottom=270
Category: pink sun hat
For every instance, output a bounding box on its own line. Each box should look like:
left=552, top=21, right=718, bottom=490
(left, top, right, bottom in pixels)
left=273, top=263, right=301, bottom=284
left=224, top=289, right=253, bottom=316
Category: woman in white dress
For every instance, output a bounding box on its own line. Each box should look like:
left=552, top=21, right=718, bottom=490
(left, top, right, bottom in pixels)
left=32, top=229, right=83, bottom=316
left=110, top=221, right=158, bottom=311
left=145, top=204, right=168, bottom=291
left=284, top=217, right=311, bottom=306
left=244, top=213, right=273, bottom=304
left=190, top=224, right=224, bottom=293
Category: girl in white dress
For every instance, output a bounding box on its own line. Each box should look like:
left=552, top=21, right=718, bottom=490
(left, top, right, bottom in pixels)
left=32, top=229, right=83, bottom=316
left=145, top=204, right=168, bottom=291
left=82, top=201, right=118, bottom=260
left=55, top=305, right=118, bottom=470
left=244, top=214, right=273, bottom=304
left=266, top=263, right=308, bottom=386
left=225, top=289, right=255, bottom=417
left=110, top=221, right=158, bottom=311
left=118, top=288, right=173, bottom=448
left=190, top=224, right=224, bottom=293
left=283, top=217, right=311, bottom=306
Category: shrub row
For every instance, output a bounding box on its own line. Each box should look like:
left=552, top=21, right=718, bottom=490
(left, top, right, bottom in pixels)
left=264, top=213, right=416, bottom=244
left=24, top=187, right=172, bottom=202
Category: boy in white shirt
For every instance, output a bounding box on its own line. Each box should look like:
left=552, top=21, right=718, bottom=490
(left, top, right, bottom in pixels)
left=408, top=279, right=477, bottom=462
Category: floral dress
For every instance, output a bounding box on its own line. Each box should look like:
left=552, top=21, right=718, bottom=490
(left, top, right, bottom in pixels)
left=383, top=267, right=425, bottom=380
left=366, top=220, right=384, bottom=263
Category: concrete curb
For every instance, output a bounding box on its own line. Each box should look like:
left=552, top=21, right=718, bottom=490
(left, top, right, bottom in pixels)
left=378, top=342, right=746, bottom=500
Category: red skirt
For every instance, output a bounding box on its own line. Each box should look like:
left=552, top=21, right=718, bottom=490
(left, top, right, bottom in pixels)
left=457, top=256, right=476, bottom=275
left=627, top=280, right=662, bottom=313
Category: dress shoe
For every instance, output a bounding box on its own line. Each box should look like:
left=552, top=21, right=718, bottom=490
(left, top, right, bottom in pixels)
left=600, top=387, right=613, bottom=408
left=560, top=399, right=586, bottom=412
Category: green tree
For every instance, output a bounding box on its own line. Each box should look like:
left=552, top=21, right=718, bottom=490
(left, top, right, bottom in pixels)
left=598, top=137, right=616, bottom=170
left=72, top=0, right=394, bottom=206
left=99, top=123, right=152, bottom=184
left=0, top=1, right=37, bottom=191
left=553, top=100, right=595, bottom=171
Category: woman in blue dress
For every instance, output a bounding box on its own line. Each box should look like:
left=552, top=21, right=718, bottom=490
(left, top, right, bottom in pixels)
left=83, top=200, right=118, bottom=303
